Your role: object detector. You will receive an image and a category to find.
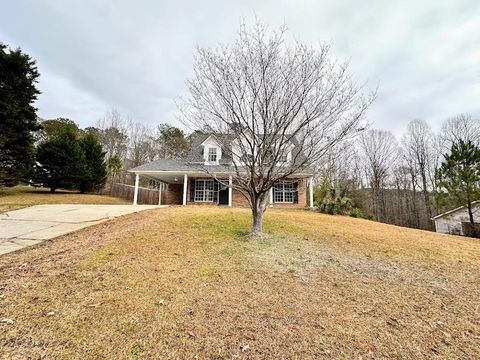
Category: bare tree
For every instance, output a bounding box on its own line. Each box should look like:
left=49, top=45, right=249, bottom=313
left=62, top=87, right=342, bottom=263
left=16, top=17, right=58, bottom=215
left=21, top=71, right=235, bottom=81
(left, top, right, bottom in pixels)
left=315, top=140, right=361, bottom=197
left=358, top=129, right=398, bottom=222
left=97, top=109, right=129, bottom=160
left=127, top=121, right=152, bottom=168
left=179, top=23, right=374, bottom=236
left=440, top=113, right=480, bottom=151
left=402, top=119, right=435, bottom=223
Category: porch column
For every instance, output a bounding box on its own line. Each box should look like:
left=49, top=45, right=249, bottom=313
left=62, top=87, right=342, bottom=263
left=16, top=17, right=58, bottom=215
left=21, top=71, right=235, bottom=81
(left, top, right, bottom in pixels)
left=269, top=186, right=273, bottom=207
left=309, top=177, right=314, bottom=208
left=133, top=173, right=140, bottom=205
left=182, top=174, right=188, bottom=206
left=228, top=175, right=232, bottom=207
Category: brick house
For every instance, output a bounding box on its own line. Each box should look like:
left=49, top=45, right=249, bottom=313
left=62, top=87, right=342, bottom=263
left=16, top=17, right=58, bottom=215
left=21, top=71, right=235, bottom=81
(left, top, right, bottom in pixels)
left=129, top=133, right=314, bottom=208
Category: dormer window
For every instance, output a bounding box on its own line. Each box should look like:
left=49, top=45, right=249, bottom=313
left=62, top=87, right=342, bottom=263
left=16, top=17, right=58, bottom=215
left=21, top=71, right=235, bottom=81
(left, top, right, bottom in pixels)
left=208, top=148, right=218, bottom=162
left=279, top=153, right=288, bottom=163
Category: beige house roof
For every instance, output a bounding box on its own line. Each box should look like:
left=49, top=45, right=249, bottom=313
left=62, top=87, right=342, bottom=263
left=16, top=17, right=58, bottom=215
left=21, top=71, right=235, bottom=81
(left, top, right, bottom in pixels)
left=431, top=200, right=480, bottom=220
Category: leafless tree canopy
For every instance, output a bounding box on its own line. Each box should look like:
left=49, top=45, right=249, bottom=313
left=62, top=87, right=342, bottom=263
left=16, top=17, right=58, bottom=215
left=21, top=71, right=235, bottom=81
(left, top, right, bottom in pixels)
left=440, top=113, right=480, bottom=151
left=179, top=23, right=374, bottom=236
left=402, top=119, right=436, bottom=218
left=315, top=114, right=480, bottom=231
left=96, top=109, right=189, bottom=185
left=357, top=129, right=399, bottom=222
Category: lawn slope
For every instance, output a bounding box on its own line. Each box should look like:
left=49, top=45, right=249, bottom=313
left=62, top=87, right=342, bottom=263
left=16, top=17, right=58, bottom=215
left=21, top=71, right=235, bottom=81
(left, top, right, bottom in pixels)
left=0, top=207, right=478, bottom=359
left=0, top=185, right=127, bottom=212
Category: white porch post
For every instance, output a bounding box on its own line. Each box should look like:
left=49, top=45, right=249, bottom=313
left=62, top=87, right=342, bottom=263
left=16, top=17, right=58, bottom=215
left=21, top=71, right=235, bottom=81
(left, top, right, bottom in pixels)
left=309, top=177, right=314, bottom=208
left=228, top=175, right=232, bottom=207
left=269, top=186, right=273, bottom=207
left=133, top=173, right=140, bottom=205
left=182, top=174, right=188, bottom=206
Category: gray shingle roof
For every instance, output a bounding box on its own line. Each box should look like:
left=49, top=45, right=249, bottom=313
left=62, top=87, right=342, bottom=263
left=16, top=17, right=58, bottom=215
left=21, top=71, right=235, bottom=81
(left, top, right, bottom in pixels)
left=130, top=132, right=313, bottom=174
left=129, top=158, right=234, bottom=173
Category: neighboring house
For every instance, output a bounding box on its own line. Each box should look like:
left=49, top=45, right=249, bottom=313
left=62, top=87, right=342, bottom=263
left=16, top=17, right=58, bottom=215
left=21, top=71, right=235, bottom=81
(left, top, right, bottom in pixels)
left=432, top=201, right=480, bottom=235
left=129, top=132, right=314, bottom=207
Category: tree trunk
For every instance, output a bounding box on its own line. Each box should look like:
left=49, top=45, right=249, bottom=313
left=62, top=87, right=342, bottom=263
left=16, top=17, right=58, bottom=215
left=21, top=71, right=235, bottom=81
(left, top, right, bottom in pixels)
left=251, top=193, right=268, bottom=237
left=467, top=201, right=474, bottom=224
left=110, top=174, right=115, bottom=195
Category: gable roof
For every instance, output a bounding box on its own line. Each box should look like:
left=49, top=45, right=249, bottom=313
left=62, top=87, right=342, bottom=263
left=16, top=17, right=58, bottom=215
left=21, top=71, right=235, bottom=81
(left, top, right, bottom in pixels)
left=184, top=132, right=233, bottom=164
left=130, top=132, right=313, bottom=175
left=431, top=201, right=480, bottom=220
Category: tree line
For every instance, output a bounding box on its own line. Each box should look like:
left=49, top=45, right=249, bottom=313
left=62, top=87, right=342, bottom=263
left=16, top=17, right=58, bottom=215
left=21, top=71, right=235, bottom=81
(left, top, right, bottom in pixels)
left=315, top=114, right=480, bottom=230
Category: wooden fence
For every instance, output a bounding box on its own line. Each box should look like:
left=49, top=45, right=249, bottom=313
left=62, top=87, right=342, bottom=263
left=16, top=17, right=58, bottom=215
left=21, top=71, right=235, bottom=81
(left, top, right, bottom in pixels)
left=108, top=183, right=160, bottom=205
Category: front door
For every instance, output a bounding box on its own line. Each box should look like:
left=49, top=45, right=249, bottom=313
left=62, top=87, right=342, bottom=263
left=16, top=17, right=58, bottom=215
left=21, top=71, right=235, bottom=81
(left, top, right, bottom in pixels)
left=218, top=186, right=229, bottom=205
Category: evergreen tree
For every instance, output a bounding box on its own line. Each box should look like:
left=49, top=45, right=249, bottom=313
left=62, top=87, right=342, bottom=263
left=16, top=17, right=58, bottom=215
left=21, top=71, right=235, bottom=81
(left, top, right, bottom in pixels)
left=0, top=43, right=40, bottom=186
left=107, top=155, right=122, bottom=191
left=36, top=128, right=84, bottom=192
left=78, top=131, right=107, bottom=193
left=436, top=140, right=480, bottom=224
left=37, top=118, right=80, bottom=142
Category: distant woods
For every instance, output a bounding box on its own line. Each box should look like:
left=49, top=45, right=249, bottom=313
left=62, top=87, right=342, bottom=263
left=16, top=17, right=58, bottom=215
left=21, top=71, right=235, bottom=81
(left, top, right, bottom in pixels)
left=316, top=114, right=480, bottom=230
left=94, top=109, right=190, bottom=183
left=34, top=111, right=190, bottom=190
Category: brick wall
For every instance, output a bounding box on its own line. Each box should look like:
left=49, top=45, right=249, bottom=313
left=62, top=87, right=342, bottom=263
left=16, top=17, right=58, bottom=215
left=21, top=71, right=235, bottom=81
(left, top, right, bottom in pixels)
left=232, top=189, right=250, bottom=207
left=232, top=178, right=307, bottom=208
left=165, top=184, right=183, bottom=205
left=163, top=177, right=308, bottom=207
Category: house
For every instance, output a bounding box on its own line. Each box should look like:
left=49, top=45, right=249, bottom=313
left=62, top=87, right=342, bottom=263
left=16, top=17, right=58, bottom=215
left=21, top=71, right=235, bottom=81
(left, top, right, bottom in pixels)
left=432, top=201, right=480, bottom=235
left=129, top=132, right=314, bottom=208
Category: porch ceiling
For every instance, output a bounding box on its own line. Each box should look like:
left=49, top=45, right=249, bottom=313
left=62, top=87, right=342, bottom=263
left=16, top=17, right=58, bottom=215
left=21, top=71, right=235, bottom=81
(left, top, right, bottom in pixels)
left=139, top=172, right=187, bottom=184
left=137, top=171, right=229, bottom=184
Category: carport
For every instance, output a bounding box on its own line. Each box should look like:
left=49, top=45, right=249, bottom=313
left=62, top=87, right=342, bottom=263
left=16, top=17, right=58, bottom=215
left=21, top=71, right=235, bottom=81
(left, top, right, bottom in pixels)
left=131, top=170, right=233, bottom=207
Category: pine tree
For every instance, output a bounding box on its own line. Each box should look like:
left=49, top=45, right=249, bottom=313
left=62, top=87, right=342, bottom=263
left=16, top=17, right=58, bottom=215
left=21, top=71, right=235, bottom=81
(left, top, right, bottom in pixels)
left=79, top=131, right=107, bottom=193
left=0, top=43, right=40, bottom=186
left=436, top=140, right=480, bottom=224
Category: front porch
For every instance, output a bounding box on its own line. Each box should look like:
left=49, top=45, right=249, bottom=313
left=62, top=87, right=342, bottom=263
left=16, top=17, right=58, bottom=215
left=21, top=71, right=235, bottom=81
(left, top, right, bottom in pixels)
left=131, top=171, right=314, bottom=208
left=132, top=172, right=233, bottom=207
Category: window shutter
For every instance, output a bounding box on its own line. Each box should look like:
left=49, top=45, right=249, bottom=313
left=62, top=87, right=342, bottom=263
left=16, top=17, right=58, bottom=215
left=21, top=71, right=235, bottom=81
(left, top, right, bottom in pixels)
left=293, top=181, right=299, bottom=203
left=190, top=179, right=195, bottom=202
left=213, top=181, right=219, bottom=202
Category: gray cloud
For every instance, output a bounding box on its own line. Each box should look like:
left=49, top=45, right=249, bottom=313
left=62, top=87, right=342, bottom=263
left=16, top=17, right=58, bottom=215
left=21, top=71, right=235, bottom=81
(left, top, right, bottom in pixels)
left=1, top=0, right=479, bottom=136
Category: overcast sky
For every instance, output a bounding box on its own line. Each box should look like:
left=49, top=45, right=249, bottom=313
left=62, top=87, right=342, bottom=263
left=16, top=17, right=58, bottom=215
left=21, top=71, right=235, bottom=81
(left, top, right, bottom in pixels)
left=1, top=0, right=479, bottom=136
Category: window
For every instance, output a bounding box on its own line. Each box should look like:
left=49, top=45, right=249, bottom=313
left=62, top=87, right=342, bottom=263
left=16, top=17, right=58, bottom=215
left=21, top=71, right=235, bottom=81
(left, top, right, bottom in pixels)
left=208, top=148, right=217, bottom=162
left=279, top=152, right=288, bottom=163
left=273, top=180, right=297, bottom=203
left=194, top=179, right=215, bottom=202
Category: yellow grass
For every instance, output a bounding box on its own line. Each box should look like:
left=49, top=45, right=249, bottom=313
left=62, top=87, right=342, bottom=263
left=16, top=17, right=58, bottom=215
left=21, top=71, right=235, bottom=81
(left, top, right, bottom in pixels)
left=0, top=185, right=128, bottom=212
left=0, top=207, right=479, bottom=359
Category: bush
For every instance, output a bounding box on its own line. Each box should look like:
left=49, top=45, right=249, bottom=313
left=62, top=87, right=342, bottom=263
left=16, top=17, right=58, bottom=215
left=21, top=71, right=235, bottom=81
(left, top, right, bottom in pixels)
left=461, top=222, right=480, bottom=238
left=316, top=187, right=355, bottom=215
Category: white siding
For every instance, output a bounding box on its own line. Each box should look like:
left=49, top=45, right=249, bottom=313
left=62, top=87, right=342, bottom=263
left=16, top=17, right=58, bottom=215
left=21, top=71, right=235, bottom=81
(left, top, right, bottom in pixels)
left=434, top=204, right=480, bottom=235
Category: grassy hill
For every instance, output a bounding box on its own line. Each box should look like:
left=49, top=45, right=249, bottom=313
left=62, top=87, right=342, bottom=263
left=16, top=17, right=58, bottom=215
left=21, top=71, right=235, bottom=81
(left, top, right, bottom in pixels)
left=0, top=185, right=127, bottom=212
left=0, top=207, right=478, bottom=358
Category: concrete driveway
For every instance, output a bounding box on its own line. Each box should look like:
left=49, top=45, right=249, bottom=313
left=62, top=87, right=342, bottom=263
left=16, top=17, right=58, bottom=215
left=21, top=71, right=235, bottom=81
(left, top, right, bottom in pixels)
left=0, top=204, right=163, bottom=256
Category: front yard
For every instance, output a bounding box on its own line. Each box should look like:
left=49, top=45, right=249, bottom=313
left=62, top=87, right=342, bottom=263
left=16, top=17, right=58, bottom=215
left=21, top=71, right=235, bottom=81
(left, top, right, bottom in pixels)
left=0, top=207, right=479, bottom=358
left=0, top=186, right=128, bottom=212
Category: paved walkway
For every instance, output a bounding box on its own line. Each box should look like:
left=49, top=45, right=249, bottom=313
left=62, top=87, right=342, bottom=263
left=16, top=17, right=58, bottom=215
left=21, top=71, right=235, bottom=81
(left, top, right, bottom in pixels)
left=0, top=204, right=163, bottom=256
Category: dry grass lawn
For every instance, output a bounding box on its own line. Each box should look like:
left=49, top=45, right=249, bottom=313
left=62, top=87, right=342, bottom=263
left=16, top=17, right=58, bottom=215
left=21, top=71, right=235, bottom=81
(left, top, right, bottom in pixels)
left=0, top=186, right=128, bottom=212
left=0, top=207, right=479, bottom=359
